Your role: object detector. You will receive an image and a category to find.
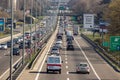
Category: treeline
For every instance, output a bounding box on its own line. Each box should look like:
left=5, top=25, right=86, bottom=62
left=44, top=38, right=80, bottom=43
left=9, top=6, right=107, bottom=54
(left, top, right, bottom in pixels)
left=0, top=0, right=49, bottom=22
left=68, top=0, right=120, bottom=35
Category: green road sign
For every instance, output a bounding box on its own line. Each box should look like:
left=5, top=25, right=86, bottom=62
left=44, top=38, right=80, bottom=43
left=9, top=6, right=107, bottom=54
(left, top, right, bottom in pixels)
left=0, top=18, right=5, bottom=32
left=110, top=36, right=120, bottom=51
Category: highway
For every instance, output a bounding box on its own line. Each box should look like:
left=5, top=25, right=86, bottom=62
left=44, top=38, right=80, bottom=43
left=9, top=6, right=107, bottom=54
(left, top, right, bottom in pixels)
left=0, top=48, right=22, bottom=76
left=33, top=34, right=120, bottom=80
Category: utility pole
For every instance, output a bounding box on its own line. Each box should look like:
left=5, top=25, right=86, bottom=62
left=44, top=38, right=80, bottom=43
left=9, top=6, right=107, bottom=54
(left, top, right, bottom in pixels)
left=10, top=0, right=14, bottom=79
left=22, top=0, right=26, bottom=64
left=29, top=0, right=33, bottom=60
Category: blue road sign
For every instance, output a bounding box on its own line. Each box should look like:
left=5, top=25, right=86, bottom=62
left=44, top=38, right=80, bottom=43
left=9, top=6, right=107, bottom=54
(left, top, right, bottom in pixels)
left=0, top=18, right=5, bottom=32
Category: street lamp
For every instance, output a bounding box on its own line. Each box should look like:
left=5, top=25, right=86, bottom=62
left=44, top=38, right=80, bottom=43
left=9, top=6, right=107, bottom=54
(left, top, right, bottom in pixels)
left=22, top=0, right=26, bottom=65
left=10, top=0, right=14, bottom=79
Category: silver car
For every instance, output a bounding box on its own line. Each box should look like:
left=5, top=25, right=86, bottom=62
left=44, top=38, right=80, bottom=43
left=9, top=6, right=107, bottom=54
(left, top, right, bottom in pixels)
left=76, top=62, right=90, bottom=74
left=50, top=46, right=60, bottom=55
left=0, top=44, right=7, bottom=49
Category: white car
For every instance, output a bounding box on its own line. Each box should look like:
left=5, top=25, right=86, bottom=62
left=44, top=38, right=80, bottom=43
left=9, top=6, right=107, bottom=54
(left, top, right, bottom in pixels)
left=51, top=46, right=60, bottom=55
left=56, top=39, right=62, bottom=44
left=0, top=44, right=8, bottom=49
left=76, top=62, right=90, bottom=74
left=54, top=43, right=62, bottom=49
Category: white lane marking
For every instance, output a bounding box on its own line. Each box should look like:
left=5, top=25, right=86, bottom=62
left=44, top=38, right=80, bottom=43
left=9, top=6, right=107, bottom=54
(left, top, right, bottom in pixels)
left=65, top=61, right=68, bottom=64
left=74, top=38, right=101, bottom=80
left=65, top=55, right=67, bottom=58
left=66, top=71, right=69, bottom=74
left=35, top=37, right=54, bottom=80
left=65, top=58, right=67, bottom=60
left=66, top=66, right=68, bottom=69
left=67, top=78, right=70, bottom=80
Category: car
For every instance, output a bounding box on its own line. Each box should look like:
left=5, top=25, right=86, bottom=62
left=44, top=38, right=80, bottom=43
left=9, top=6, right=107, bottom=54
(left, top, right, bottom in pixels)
left=13, top=38, right=19, bottom=44
left=0, top=43, right=7, bottom=49
left=46, top=55, right=63, bottom=74
left=50, top=46, right=60, bottom=55
left=67, top=40, right=73, bottom=44
left=67, top=44, right=74, bottom=50
left=19, top=42, right=28, bottom=49
left=76, top=62, right=90, bottom=74
left=13, top=47, right=20, bottom=55
left=54, top=42, right=62, bottom=49
left=7, top=41, right=15, bottom=48
left=56, top=39, right=62, bottom=44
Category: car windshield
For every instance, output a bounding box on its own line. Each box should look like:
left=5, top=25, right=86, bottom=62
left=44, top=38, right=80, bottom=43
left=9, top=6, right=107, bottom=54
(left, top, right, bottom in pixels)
left=80, top=64, right=88, bottom=67
left=52, top=48, right=58, bottom=50
left=48, top=57, right=60, bottom=63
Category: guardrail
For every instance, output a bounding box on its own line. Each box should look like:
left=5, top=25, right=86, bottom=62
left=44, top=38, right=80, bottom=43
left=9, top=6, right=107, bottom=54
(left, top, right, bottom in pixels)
left=81, top=34, right=120, bottom=72
left=29, top=31, right=53, bottom=69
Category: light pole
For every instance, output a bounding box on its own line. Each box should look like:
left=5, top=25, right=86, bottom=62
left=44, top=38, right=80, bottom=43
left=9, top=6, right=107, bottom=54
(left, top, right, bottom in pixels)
left=10, top=0, right=14, bottom=79
left=22, top=0, right=26, bottom=64
left=34, top=0, right=37, bottom=54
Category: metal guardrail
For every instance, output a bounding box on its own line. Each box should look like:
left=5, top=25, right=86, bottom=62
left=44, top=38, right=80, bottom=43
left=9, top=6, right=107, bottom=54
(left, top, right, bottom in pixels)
left=81, top=34, right=120, bottom=72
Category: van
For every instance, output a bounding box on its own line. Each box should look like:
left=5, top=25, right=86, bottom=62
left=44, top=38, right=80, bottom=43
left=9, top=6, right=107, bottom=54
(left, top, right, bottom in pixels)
left=46, top=55, right=63, bottom=74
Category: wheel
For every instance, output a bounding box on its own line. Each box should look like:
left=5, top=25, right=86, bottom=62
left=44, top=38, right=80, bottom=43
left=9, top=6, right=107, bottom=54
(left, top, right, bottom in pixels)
left=59, top=70, right=61, bottom=74
left=47, top=69, right=49, bottom=73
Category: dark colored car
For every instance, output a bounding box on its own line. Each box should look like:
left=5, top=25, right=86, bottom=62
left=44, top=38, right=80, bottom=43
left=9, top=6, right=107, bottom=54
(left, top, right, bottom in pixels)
left=19, top=42, right=28, bottom=49
left=13, top=47, right=20, bottom=55
left=67, top=40, right=73, bottom=44
left=67, top=44, right=74, bottom=50
left=7, top=41, right=15, bottom=48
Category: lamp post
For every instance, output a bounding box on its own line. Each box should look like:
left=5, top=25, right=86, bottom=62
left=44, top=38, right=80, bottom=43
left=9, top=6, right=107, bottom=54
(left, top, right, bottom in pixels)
left=29, top=0, right=33, bottom=60
left=34, top=0, right=37, bottom=54
left=22, top=0, right=26, bottom=65
left=10, top=0, right=14, bottom=79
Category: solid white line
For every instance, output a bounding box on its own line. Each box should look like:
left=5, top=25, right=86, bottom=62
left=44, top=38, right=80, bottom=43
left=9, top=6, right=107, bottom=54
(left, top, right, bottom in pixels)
left=65, top=61, right=68, bottom=64
left=67, top=78, right=70, bottom=80
left=35, top=37, right=54, bottom=80
left=74, top=38, right=101, bottom=80
left=66, top=66, right=68, bottom=69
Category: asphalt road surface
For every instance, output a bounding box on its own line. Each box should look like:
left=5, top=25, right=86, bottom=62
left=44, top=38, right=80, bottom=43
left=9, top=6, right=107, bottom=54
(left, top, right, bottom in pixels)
left=0, top=48, right=22, bottom=76
left=33, top=34, right=120, bottom=80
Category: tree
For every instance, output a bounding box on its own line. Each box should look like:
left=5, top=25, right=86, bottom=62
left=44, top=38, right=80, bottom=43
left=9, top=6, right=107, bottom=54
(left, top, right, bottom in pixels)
left=104, top=0, right=120, bottom=35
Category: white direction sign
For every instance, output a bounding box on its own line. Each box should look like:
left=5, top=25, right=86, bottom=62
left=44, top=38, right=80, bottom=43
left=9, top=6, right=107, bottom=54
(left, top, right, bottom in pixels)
left=83, top=14, right=94, bottom=29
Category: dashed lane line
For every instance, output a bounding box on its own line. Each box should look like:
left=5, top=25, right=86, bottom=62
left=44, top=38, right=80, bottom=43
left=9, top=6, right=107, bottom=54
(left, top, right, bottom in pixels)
left=65, top=55, right=67, bottom=58
left=66, top=71, right=69, bottom=74
left=65, top=58, right=67, bottom=60
left=65, top=61, right=68, bottom=64
left=66, top=66, right=68, bottom=69
left=67, top=78, right=70, bottom=80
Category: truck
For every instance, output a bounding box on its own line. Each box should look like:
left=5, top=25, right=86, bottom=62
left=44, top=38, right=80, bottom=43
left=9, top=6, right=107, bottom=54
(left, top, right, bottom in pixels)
left=73, top=25, right=79, bottom=35
left=46, top=55, right=63, bottom=74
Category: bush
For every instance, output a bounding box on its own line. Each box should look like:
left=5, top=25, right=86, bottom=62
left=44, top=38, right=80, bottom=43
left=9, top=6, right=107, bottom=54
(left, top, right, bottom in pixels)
left=94, top=38, right=102, bottom=44
left=4, top=28, right=10, bottom=34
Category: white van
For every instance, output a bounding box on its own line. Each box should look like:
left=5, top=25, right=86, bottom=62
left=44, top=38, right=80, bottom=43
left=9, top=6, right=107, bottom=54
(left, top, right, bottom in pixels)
left=46, top=55, right=63, bottom=74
